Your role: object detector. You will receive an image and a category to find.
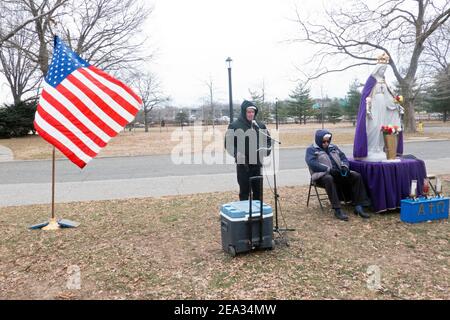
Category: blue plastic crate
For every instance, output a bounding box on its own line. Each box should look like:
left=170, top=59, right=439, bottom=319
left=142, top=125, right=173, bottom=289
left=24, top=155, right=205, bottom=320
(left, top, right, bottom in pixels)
left=400, top=197, right=449, bottom=223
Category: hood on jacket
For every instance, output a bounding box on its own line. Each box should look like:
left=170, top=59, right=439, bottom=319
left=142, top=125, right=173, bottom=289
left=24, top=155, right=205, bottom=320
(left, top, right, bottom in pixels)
left=239, top=100, right=258, bottom=122
left=315, top=129, right=332, bottom=149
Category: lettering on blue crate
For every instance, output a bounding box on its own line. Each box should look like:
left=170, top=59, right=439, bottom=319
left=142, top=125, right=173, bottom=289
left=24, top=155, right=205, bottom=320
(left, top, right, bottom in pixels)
left=418, top=204, right=425, bottom=215
left=400, top=198, right=449, bottom=224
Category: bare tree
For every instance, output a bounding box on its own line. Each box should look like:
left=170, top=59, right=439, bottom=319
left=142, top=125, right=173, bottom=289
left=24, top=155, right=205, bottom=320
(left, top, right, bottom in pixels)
left=423, top=24, right=450, bottom=73
left=5, top=0, right=152, bottom=77
left=204, top=76, right=216, bottom=130
left=59, top=0, right=153, bottom=73
left=0, top=0, right=66, bottom=46
left=131, top=71, right=169, bottom=133
left=0, top=29, right=41, bottom=104
left=8, top=0, right=70, bottom=76
left=293, top=0, right=450, bottom=132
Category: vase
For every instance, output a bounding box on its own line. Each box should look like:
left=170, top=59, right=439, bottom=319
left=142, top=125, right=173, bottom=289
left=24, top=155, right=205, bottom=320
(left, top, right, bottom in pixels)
left=383, top=134, right=397, bottom=160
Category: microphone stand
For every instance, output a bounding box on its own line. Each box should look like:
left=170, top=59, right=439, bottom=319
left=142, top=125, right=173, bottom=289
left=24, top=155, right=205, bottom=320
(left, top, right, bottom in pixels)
left=255, top=125, right=294, bottom=246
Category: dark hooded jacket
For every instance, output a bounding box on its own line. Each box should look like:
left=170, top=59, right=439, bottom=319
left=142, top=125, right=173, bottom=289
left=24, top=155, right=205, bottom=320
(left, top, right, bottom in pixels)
left=305, top=129, right=349, bottom=181
left=225, top=100, right=271, bottom=166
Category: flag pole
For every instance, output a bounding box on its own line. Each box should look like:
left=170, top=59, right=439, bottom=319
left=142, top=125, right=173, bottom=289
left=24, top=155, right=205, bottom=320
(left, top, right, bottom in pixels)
left=30, top=146, right=80, bottom=230
left=52, top=146, right=56, bottom=219
left=42, top=147, right=60, bottom=230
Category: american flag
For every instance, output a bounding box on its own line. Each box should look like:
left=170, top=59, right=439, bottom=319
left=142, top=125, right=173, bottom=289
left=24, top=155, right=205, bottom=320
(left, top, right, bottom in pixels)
left=34, top=36, right=142, bottom=168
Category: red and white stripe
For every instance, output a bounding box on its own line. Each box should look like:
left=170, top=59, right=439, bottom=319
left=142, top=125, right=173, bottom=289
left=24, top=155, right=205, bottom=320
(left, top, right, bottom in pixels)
left=34, top=65, right=142, bottom=168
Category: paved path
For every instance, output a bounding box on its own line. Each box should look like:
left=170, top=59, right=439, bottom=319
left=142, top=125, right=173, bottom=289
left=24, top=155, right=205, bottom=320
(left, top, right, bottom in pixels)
left=2, top=140, right=450, bottom=184
left=1, top=140, right=450, bottom=207
left=0, top=145, right=13, bottom=162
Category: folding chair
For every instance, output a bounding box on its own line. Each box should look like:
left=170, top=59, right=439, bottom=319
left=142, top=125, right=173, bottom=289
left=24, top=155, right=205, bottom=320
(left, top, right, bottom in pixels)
left=306, top=177, right=330, bottom=212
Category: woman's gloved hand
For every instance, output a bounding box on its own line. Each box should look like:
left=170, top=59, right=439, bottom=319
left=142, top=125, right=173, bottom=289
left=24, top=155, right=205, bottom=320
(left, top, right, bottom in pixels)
left=340, top=166, right=350, bottom=177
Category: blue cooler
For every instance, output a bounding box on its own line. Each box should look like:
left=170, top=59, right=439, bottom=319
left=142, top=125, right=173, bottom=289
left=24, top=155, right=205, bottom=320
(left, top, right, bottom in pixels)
left=220, top=200, right=274, bottom=256
left=400, top=197, right=449, bottom=223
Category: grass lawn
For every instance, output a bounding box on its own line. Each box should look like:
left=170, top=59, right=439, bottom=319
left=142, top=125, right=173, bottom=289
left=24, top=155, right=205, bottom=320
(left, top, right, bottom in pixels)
left=1, top=180, right=449, bottom=300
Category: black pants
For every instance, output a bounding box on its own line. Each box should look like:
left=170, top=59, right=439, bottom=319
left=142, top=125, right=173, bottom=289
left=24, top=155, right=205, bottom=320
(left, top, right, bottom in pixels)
left=237, top=164, right=262, bottom=201
left=316, top=171, right=368, bottom=209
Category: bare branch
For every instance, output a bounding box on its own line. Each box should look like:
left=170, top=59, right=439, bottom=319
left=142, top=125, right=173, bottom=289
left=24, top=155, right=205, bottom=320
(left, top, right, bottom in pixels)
left=298, top=62, right=376, bottom=84
left=0, top=0, right=66, bottom=46
left=290, top=0, right=450, bottom=132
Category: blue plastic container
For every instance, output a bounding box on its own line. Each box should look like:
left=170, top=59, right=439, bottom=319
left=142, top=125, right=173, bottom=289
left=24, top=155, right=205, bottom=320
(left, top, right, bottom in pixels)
left=400, top=197, right=449, bottom=223
left=220, top=201, right=273, bottom=256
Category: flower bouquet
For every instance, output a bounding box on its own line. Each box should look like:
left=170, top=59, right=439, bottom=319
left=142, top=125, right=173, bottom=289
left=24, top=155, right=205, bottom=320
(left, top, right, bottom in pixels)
left=381, top=125, right=401, bottom=159
left=381, top=125, right=402, bottom=135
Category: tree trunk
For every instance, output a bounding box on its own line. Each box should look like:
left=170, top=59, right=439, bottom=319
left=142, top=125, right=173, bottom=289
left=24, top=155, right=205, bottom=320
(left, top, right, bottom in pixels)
left=404, top=98, right=416, bottom=133
left=144, top=109, right=149, bottom=132
left=35, top=15, right=49, bottom=76
left=401, top=80, right=416, bottom=133
left=13, top=95, right=21, bottom=106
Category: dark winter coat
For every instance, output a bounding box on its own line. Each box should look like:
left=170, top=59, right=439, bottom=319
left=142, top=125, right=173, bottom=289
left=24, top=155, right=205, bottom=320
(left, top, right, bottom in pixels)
left=225, top=100, right=271, bottom=166
left=305, top=129, right=349, bottom=182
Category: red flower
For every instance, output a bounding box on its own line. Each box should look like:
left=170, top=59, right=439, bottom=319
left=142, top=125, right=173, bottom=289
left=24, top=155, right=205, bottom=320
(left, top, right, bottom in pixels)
left=394, top=95, right=404, bottom=104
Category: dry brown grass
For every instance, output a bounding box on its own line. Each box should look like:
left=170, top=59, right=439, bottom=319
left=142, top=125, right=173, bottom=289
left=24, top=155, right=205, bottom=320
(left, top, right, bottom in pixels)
left=1, top=121, right=449, bottom=161
left=1, top=178, right=449, bottom=300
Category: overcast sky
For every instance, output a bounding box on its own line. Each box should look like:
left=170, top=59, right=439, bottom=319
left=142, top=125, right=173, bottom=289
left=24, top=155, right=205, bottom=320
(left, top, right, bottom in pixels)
left=147, top=0, right=383, bottom=107
left=1, top=0, right=393, bottom=107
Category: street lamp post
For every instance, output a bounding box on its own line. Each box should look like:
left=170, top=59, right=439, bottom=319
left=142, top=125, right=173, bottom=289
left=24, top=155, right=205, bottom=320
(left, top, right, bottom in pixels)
left=275, top=98, right=279, bottom=130
left=179, top=110, right=183, bottom=130
left=226, top=57, right=233, bottom=123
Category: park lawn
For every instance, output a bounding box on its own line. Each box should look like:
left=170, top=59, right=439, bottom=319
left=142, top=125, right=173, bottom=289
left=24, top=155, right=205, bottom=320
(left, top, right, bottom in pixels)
left=0, top=122, right=447, bottom=161
left=1, top=180, right=449, bottom=300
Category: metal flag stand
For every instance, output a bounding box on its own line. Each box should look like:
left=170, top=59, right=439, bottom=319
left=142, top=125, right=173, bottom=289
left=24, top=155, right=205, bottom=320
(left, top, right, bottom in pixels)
left=29, top=147, right=80, bottom=230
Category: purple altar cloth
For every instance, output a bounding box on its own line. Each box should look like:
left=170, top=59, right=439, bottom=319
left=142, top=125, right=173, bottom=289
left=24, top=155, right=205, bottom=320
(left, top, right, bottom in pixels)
left=349, top=158, right=427, bottom=213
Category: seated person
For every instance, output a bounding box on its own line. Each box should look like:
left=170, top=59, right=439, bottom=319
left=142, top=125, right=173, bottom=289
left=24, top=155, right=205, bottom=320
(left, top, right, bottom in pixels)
left=305, top=129, right=370, bottom=221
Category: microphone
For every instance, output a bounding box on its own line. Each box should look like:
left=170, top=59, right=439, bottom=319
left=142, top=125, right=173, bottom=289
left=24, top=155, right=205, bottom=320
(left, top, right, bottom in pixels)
left=252, top=120, right=260, bottom=129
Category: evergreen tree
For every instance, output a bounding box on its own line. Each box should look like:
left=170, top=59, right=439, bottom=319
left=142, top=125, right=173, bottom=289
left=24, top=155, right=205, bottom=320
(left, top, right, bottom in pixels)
left=345, top=80, right=362, bottom=126
left=275, top=100, right=291, bottom=123
left=249, top=88, right=271, bottom=122
left=327, top=98, right=343, bottom=124
left=0, top=101, right=37, bottom=138
left=175, top=110, right=189, bottom=126
left=287, top=82, right=313, bottom=124
left=426, top=67, right=450, bottom=122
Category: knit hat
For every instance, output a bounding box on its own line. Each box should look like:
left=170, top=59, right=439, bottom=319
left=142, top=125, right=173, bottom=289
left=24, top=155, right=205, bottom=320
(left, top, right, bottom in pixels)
left=241, top=100, right=257, bottom=110
left=239, top=100, right=258, bottom=120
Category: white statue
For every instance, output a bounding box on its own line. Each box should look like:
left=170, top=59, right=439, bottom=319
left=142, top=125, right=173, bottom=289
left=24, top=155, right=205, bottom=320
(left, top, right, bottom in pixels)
left=353, top=53, right=404, bottom=162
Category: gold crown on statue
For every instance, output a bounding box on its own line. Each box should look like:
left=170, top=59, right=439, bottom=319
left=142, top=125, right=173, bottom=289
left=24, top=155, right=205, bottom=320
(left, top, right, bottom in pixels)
left=377, top=53, right=390, bottom=64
